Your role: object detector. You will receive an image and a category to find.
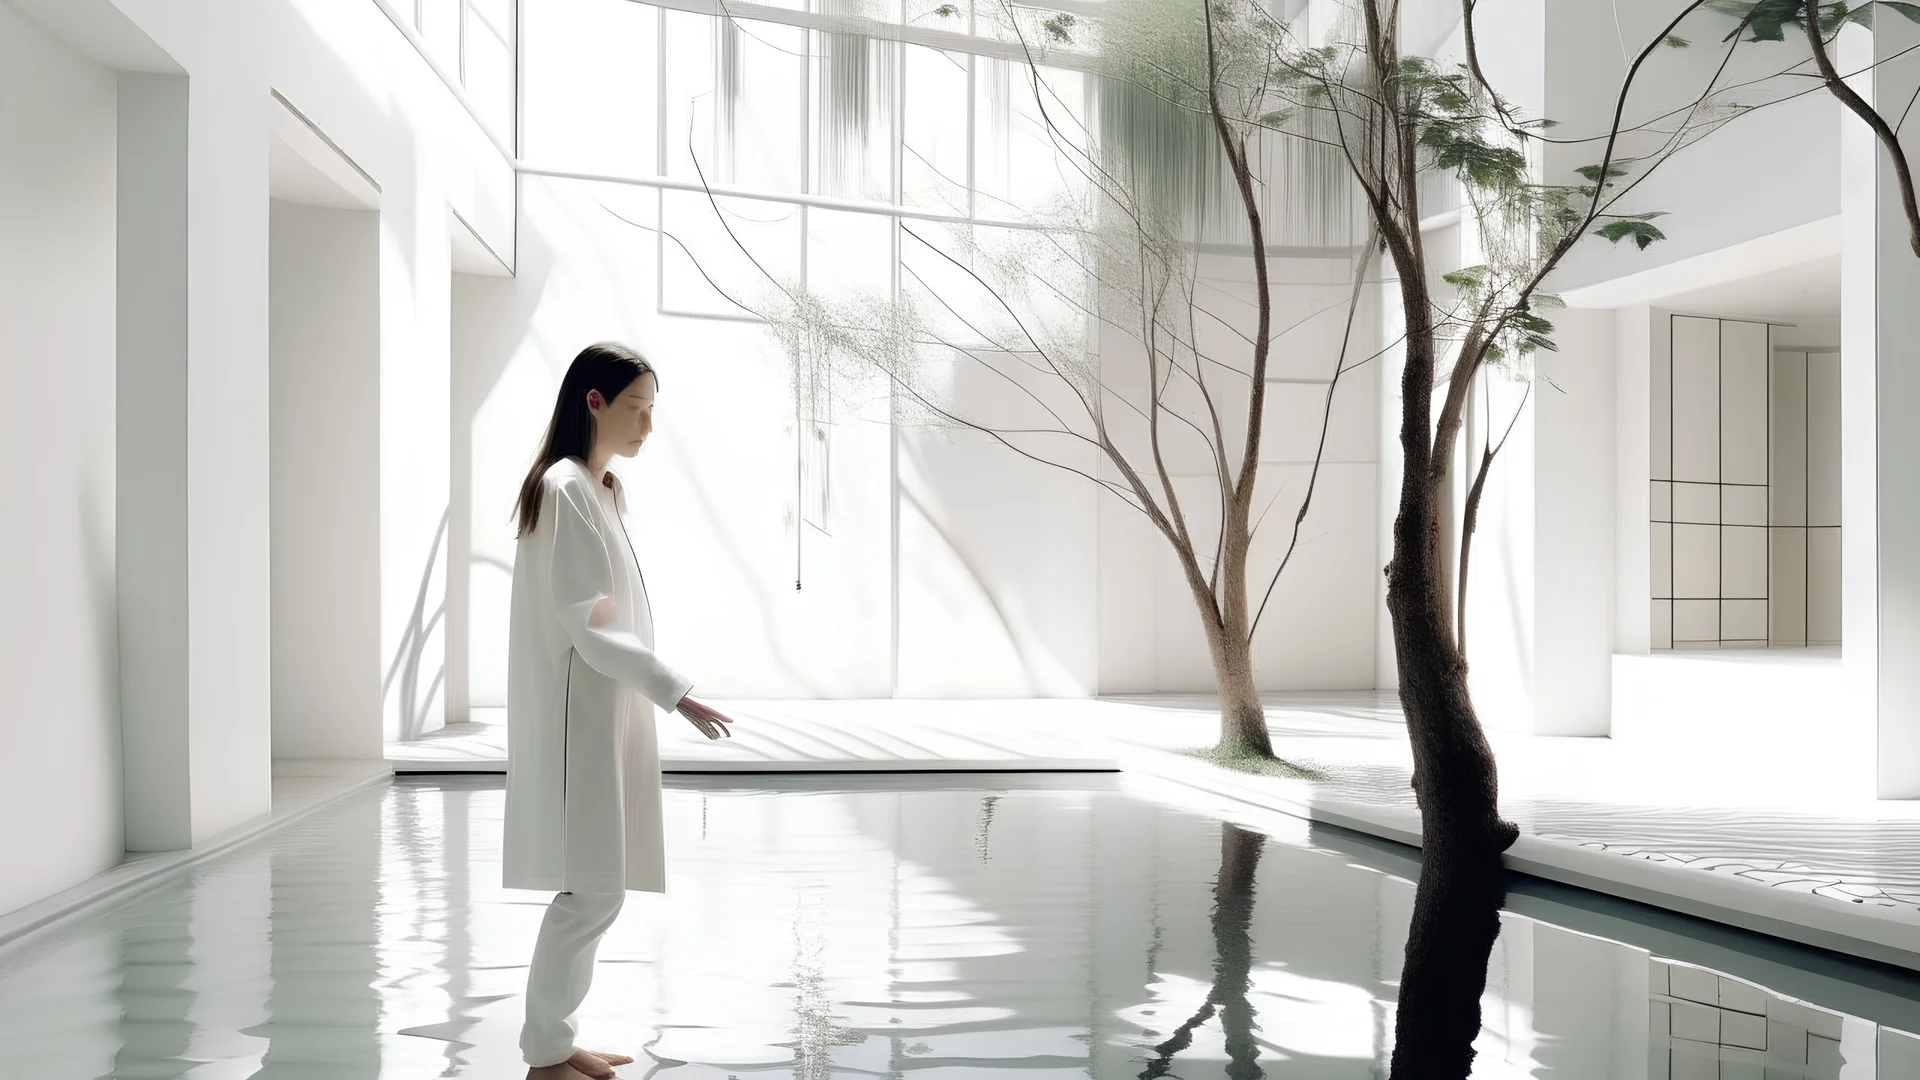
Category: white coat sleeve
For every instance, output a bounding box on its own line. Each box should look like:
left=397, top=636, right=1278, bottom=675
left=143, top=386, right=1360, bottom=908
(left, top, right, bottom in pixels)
left=547, top=479, right=695, bottom=712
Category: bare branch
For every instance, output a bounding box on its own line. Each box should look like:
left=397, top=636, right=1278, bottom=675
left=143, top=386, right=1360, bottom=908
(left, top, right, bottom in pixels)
left=1806, top=0, right=1920, bottom=257
left=1248, top=231, right=1377, bottom=642
left=1456, top=377, right=1530, bottom=655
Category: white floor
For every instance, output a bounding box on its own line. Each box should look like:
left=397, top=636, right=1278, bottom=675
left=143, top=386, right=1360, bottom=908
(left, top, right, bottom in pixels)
left=386, top=694, right=1920, bottom=970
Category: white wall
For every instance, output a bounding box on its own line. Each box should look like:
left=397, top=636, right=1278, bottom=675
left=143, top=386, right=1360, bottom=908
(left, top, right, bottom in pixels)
left=5, top=0, right=511, bottom=908
left=270, top=200, right=384, bottom=760
left=0, top=1, right=124, bottom=913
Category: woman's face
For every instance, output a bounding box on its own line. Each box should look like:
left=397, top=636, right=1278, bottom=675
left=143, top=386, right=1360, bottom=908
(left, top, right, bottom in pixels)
left=591, top=371, right=656, bottom=458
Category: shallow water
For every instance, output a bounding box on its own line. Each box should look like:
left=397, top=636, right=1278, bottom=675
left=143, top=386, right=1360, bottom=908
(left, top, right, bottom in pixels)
left=1, top=773, right=1916, bottom=1078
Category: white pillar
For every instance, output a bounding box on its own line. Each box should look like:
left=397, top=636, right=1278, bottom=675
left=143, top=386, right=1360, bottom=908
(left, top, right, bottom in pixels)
left=182, top=59, right=275, bottom=841
left=379, top=176, right=452, bottom=743
left=117, top=72, right=193, bottom=852
left=1839, top=16, right=1920, bottom=798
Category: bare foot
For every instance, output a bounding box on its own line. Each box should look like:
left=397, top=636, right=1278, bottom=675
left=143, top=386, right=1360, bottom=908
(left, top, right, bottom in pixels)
left=525, top=1049, right=620, bottom=1080
left=566, top=1048, right=619, bottom=1078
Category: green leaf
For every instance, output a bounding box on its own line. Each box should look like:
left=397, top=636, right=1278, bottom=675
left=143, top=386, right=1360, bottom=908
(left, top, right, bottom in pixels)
left=1710, top=0, right=1804, bottom=42
left=1665, top=34, right=1692, bottom=47
left=1443, top=265, right=1490, bottom=290
left=1043, top=12, right=1076, bottom=42
left=931, top=2, right=959, bottom=15
left=1576, top=159, right=1635, bottom=184
left=1258, top=110, right=1290, bottom=127
left=1824, top=1, right=1873, bottom=34
left=1596, top=219, right=1668, bottom=250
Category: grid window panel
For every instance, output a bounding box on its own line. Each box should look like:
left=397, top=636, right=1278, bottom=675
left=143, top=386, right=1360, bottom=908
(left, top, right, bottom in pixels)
left=1651, top=480, right=1673, bottom=522
left=1722, top=320, right=1771, bottom=486
left=1674, top=599, right=1719, bottom=643
left=1723, top=526, right=1768, bottom=598
left=1673, top=524, right=1720, bottom=599
left=1770, top=527, right=1809, bottom=645
left=1808, top=351, right=1842, bottom=527
left=1810, top=528, right=1843, bottom=644
left=1652, top=524, right=1673, bottom=599
left=1652, top=331, right=1673, bottom=480
left=1672, top=482, right=1720, bottom=525
left=1670, top=317, right=1721, bottom=484
left=1771, top=349, right=1808, bottom=526
left=1724, top=485, right=1768, bottom=527
left=1652, top=600, right=1673, bottom=649
left=1722, top=599, right=1769, bottom=642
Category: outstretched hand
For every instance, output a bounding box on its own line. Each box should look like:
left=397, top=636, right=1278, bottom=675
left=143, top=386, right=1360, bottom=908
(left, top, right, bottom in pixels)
left=677, top=696, right=736, bottom=740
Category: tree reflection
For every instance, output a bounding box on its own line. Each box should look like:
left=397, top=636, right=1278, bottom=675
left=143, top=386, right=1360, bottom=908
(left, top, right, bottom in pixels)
left=1388, top=845, right=1507, bottom=1079
left=1140, top=822, right=1264, bottom=1080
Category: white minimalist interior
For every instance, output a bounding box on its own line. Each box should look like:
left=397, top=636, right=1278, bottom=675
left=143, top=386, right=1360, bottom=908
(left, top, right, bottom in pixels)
left=6, top=0, right=1920, bottom=1072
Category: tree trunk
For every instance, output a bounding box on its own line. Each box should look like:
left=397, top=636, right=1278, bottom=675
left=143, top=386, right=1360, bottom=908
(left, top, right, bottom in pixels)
left=1206, top=619, right=1276, bottom=758
left=1386, top=472, right=1520, bottom=856
left=1388, top=842, right=1507, bottom=1078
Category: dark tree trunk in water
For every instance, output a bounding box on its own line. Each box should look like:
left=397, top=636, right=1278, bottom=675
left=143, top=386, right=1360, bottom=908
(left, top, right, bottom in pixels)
left=1389, top=844, right=1507, bottom=1078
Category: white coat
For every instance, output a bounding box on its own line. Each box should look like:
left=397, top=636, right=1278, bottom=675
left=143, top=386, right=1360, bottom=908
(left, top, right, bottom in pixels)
left=503, top=458, right=694, bottom=894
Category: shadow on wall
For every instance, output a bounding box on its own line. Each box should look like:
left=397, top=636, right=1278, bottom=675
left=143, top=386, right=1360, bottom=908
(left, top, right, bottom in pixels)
left=383, top=506, right=448, bottom=744
left=896, top=466, right=1065, bottom=696
left=450, top=220, right=556, bottom=722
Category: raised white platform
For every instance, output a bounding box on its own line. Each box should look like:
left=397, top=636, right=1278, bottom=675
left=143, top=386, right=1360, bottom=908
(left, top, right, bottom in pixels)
left=1612, top=648, right=1860, bottom=798
left=389, top=702, right=1119, bottom=773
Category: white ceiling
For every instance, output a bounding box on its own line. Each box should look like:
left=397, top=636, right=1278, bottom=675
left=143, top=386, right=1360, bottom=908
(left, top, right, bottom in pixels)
left=268, top=94, right=379, bottom=211
left=268, top=134, right=373, bottom=210
left=1652, top=254, right=1842, bottom=321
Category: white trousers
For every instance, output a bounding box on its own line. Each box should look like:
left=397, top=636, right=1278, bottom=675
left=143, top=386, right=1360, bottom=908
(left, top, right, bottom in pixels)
left=521, top=889, right=626, bottom=1068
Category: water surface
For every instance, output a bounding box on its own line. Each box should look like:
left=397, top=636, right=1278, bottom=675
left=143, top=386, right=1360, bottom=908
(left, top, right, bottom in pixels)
left=1, top=773, right=1916, bottom=1077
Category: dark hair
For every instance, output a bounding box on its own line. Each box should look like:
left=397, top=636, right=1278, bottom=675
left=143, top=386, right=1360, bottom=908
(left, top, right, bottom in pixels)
left=515, top=342, right=658, bottom=536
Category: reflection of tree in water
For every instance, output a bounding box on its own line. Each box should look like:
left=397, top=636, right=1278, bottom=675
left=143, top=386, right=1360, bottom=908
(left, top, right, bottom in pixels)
left=1140, top=822, right=1265, bottom=1080
left=786, top=884, right=865, bottom=1079
left=1388, top=845, right=1506, bottom=1079
left=975, top=794, right=1000, bottom=863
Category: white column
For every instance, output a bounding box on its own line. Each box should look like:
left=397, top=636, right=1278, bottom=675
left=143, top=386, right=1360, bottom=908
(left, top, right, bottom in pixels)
left=379, top=175, right=453, bottom=743
left=1532, top=307, right=1617, bottom=734
left=182, top=60, right=274, bottom=842
left=1839, top=16, right=1920, bottom=798
left=117, top=72, right=192, bottom=852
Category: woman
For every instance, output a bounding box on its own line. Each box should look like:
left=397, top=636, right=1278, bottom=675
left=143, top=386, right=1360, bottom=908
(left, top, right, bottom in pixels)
left=504, top=342, right=737, bottom=1080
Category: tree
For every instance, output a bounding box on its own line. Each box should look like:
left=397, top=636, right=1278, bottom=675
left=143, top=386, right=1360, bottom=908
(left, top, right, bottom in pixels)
left=657, top=0, right=1391, bottom=764
left=659, top=0, right=1920, bottom=786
